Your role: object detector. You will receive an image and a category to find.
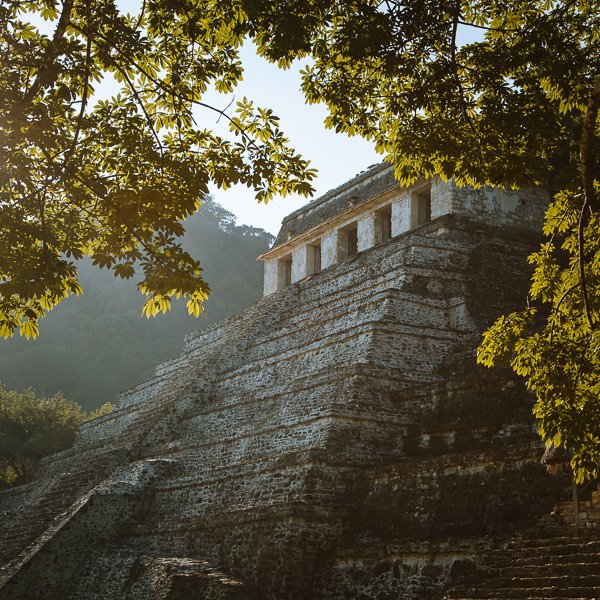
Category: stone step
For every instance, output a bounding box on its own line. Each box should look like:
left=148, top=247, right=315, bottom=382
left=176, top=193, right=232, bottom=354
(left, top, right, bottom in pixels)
left=494, top=539, right=600, bottom=558
left=562, top=506, right=600, bottom=517
left=446, top=586, right=600, bottom=599
left=487, top=551, right=600, bottom=569
left=444, top=515, right=600, bottom=599
left=496, top=561, right=600, bottom=578
left=0, top=455, right=144, bottom=563
left=0, top=505, right=73, bottom=558
left=180, top=266, right=436, bottom=367
left=571, top=522, right=600, bottom=531
left=504, top=534, right=598, bottom=549
left=176, top=250, right=470, bottom=377
left=196, top=241, right=467, bottom=334
left=497, top=574, right=600, bottom=588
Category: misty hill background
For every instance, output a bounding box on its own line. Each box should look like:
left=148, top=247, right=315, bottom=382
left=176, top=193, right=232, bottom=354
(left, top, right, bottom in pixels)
left=0, top=198, right=274, bottom=411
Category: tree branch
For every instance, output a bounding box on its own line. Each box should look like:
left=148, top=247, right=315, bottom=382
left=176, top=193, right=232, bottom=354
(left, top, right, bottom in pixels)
left=578, top=203, right=594, bottom=328
left=111, top=60, right=165, bottom=157
left=67, top=21, right=262, bottom=153
left=64, top=0, right=92, bottom=169
left=575, top=76, right=600, bottom=330
left=580, top=77, right=600, bottom=213
left=451, top=11, right=472, bottom=127
left=134, top=0, right=146, bottom=30
left=457, top=19, right=513, bottom=33
left=22, top=0, right=75, bottom=106
left=450, top=7, right=484, bottom=171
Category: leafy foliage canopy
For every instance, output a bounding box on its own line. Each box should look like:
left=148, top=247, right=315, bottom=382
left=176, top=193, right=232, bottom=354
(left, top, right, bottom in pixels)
left=0, top=0, right=316, bottom=338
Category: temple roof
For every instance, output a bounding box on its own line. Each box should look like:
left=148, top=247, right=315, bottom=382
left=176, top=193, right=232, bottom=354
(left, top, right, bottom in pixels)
left=271, top=163, right=396, bottom=248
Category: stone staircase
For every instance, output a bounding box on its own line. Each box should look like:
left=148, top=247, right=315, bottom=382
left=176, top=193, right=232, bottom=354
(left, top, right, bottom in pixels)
left=1, top=468, right=107, bottom=564
left=0, top=441, right=140, bottom=564
left=67, top=551, right=252, bottom=600
left=443, top=518, right=600, bottom=599
left=0, top=460, right=173, bottom=600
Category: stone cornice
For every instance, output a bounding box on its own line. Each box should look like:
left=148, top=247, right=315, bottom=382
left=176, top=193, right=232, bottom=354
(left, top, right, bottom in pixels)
left=258, top=183, right=403, bottom=261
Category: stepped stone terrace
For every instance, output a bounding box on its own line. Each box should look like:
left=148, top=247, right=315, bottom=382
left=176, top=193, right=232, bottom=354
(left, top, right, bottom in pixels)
left=1, top=164, right=597, bottom=600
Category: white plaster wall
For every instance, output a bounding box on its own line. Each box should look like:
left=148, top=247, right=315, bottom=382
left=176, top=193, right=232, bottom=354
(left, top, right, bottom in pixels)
left=263, top=259, right=279, bottom=296
left=431, top=178, right=454, bottom=219
left=292, top=246, right=308, bottom=283
left=322, top=231, right=339, bottom=269
left=391, top=193, right=411, bottom=236
left=357, top=214, right=376, bottom=251
left=451, top=184, right=548, bottom=227
left=428, top=178, right=548, bottom=229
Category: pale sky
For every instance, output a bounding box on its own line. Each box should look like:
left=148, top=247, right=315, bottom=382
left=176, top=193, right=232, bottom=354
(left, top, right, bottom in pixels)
left=199, top=43, right=381, bottom=236
left=29, top=3, right=483, bottom=236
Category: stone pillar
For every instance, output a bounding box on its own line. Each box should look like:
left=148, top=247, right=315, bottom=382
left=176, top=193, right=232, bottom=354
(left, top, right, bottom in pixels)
left=357, top=213, right=377, bottom=252
left=431, top=178, right=453, bottom=219
left=391, top=192, right=411, bottom=236
left=291, top=245, right=308, bottom=283
left=263, top=259, right=279, bottom=296
left=321, top=231, right=339, bottom=269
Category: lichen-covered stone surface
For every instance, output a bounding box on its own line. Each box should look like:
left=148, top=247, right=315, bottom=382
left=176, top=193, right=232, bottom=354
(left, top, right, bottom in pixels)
left=0, top=208, right=569, bottom=599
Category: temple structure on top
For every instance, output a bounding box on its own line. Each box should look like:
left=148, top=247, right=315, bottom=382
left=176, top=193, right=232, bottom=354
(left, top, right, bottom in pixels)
left=259, top=163, right=547, bottom=296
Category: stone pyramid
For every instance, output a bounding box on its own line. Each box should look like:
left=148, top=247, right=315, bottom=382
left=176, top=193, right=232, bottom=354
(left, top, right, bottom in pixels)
left=0, top=166, right=581, bottom=599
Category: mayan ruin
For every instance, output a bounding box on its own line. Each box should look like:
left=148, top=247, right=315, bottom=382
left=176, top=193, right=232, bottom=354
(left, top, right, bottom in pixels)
left=1, top=164, right=599, bottom=599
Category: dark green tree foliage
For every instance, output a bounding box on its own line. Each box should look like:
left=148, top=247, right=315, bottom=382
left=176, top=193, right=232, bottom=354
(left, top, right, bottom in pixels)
left=228, top=0, right=600, bottom=481
left=0, top=0, right=315, bottom=338
left=0, top=384, right=110, bottom=488
left=0, top=198, right=273, bottom=410
left=477, top=194, right=600, bottom=484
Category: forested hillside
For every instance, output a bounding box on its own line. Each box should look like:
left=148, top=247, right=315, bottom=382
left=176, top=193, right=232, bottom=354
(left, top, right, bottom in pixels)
left=0, top=199, right=273, bottom=410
